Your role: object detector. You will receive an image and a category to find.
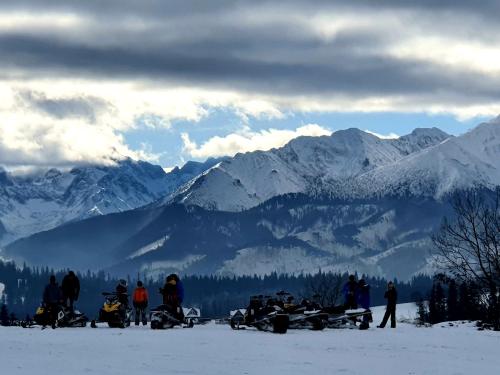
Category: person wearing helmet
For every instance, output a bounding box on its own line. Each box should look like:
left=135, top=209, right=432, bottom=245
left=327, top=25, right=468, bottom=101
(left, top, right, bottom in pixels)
left=116, top=279, right=129, bottom=307
left=133, top=281, right=149, bottom=326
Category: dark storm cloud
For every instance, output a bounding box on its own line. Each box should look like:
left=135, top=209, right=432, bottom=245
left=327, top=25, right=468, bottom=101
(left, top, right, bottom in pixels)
left=2, top=0, right=500, bottom=18
left=17, top=90, right=110, bottom=123
left=1, top=0, right=499, bottom=106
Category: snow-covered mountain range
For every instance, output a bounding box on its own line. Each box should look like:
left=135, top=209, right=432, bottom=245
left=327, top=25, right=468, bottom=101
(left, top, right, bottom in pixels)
left=2, top=118, right=500, bottom=280
left=172, top=120, right=500, bottom=210
left=170, top=127, right=451, bottom=211
left=0, top=157, right=223, bottom=244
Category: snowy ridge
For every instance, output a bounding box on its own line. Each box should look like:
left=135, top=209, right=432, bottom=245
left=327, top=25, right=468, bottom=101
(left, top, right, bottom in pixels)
left=351, top=120, right=500, bottom=199
left=173, top=120, right=499, bottom=211
left=172, top=127, right=452, bottom=211
left=127, top=236, right=169, bottom=259
left=139, top=255, right=207, bottom=279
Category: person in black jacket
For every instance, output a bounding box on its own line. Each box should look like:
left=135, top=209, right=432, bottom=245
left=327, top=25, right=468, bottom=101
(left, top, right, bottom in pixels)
left=342, top=275, right=359, bottom=310
left=378, top=281, right=398, bottom=328
left=116, top=279, right=129, bottom=307
left=43, top=275, right=63, bottom=328
left=61, top=270, right=80, bottom=312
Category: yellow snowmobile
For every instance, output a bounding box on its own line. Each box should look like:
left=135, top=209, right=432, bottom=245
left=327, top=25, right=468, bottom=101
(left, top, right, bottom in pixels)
left=91, top=292, right=132, bottom=328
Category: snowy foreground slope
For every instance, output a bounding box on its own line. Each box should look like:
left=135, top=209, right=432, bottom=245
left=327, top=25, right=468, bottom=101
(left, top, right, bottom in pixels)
left=0, top=304, right=498, bottom=375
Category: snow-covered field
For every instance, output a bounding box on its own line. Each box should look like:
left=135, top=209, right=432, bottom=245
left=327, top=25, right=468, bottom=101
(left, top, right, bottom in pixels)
left=0, top=303, right=498, bottom=375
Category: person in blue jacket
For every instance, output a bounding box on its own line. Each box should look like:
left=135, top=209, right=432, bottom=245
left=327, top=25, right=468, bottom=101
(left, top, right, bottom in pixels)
left=173, top=274, right=184, bottom=304
left=357, top=279, right=372, bottom=330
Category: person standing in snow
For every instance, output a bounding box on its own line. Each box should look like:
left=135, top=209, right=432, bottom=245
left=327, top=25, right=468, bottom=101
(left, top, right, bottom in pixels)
left=343, top=274, right=359, bottom=310
left=378, top=281, right=398, bottom=328
left=61, top=270, right=80, bottom=313
left=160, top=274, right=184, bottom=306
left=133, top=281, right=149, bottom=326
left=159, top=274, right=185, bottom=320
left=43, top=275, right=63, bottom=328
left=357, top=279, right=371, bottom=330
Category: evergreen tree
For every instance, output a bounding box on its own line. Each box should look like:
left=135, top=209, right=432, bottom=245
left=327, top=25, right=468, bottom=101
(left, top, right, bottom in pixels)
left=447, top=279, right=458, bottom=321
left=435, top=282, right=446, bottom=323
left=487, top=284, right=499, bottom=330
left=458, top=282, right=470, bottom=320
left=429, top=282, right=446, bottom=324
left=416, top=297, right=429, bottom=325
left=0, top=304, right=9, bottom=326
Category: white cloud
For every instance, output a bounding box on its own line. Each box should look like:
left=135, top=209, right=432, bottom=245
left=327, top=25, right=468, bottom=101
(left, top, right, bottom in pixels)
left=134, top=142, right=165, bottom=164
left=0, top=79, right=287, bottom=167
left=3, top=3, right=500, bottom=169
left=364, top=130, right=400, bottom=139
left=162, top=166, right=176, bottom=173
left=181, top=124, right=332, bottom=158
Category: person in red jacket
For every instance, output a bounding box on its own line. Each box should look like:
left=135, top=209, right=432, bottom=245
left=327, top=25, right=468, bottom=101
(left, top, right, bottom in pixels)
left=132, top=281, right=149, bottom=326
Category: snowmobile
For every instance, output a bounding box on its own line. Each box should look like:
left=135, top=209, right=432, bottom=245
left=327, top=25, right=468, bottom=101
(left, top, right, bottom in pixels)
left=276, top=292, right=328, bottom=330
left=230, top=295, right=289, bottom=333
left=150, top=304, right=194, bottom=329
left=30, top=303, right=88, bottom=328
left=91, top=292, right=132, bottom=328
left=323, top=306, right=373, bottom=329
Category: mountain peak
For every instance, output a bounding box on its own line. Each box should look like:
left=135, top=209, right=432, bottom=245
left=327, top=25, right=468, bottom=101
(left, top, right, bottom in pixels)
left=408, top=127, right=449, bottom=138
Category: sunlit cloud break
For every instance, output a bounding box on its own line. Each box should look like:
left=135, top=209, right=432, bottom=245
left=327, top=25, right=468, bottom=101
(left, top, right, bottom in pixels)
left=182, top=124, right=332, bottom=158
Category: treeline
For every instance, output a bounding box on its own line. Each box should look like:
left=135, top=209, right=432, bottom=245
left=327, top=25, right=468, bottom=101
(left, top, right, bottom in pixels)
left=0, top=260, right=432, bottom=318
left=416, top=275, right=499, bottom=329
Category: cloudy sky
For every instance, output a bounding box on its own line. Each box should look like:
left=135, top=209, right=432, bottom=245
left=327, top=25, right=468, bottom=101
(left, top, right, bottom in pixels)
left=1, top=0, right=499, bottom=169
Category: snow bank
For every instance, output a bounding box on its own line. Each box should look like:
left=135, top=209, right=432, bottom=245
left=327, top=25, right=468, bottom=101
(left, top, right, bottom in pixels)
left=0, top=282, right=4, bottom=301
left=1, top=303, right=499, bottom=375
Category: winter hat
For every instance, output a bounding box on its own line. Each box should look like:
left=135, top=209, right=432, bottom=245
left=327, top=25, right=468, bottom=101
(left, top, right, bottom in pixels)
left=137, top=281, right=143, bottom=287
left=119, top=279, right=127, bottom=287
left=349, top=274, right=356, bottom=282
left=358, top=279, right=367, bottom=287
left=49, top=275, right=56, bottom=284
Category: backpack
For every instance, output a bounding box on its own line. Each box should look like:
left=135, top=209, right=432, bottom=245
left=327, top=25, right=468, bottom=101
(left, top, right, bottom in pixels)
left=133, top=287, right=148, bottom=304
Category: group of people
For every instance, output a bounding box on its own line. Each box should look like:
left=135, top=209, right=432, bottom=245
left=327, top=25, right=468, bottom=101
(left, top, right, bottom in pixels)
left=42, top=272, right=184, bottom=326
left=43, top=272, right=397, bottom=329
left=42, top=271, right=80, bottom=313
left=342, top=274, right=398, bottom=329
left=119, top=273, right=185, bottom=325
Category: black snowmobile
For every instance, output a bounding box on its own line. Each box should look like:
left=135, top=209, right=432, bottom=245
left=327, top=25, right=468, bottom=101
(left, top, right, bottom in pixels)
left=91, top=292, right=132, bottom=328
left=230, top=295, right=289, bottom=333
left=322, top=305, right=372, bottom=329
left=150, top=304, right=194, bottom=329
left=30, top=303, right=88, bottom=328
left=276, top=291, right=328, bottom=330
